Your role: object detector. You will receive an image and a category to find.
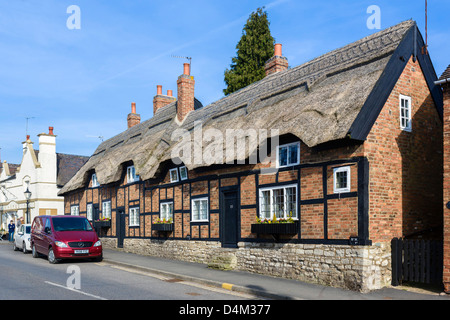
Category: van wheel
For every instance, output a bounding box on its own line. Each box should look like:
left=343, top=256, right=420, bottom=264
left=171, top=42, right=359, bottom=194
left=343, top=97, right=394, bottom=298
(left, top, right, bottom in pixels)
left=32, top=245, right=39, bottom=258
left=23, top=242, right=27, bottom=254
left=48, top=247, right=60, bottom=264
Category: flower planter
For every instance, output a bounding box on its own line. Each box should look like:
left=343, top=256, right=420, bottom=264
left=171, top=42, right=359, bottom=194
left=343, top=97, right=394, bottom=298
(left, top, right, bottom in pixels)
left=153, top=223, right=174, bottom=232
left=251, top=221, right=299, bottom=235
left=95, top=220, right=111, bottom=229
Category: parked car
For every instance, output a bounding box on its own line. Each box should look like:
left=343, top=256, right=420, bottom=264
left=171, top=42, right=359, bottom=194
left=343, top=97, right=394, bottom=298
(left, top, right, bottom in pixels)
left=13, top=224, right=32, bottom=253
left=31, top=215, right=102, bottom=264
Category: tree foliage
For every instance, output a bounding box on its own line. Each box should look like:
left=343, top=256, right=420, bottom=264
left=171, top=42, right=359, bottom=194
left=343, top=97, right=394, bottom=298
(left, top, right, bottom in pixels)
left=223, top=8, right=275, bottom=96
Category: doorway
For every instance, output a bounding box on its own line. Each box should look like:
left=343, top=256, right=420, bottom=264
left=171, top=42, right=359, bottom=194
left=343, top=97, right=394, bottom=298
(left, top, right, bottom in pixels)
left=220, top=187, right=239, bottom=248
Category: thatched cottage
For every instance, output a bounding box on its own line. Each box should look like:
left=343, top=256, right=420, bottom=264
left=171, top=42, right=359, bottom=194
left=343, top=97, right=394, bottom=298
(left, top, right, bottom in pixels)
left=59, top=20, right=443, bottom=292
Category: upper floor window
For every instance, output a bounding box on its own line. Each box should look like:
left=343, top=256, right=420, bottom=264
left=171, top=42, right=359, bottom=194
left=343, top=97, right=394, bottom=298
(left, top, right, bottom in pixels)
left=160, top=202, right=173, bottom=221
left=277, top=142, right=300, bottom=168
left=333, top=166, right=351, bottom=193
left=169, top=168, right=179, bottom=183
left=399, top=95, right=412, bottom=132
left=179, top=166, right=188, bottom=181
left=92, top=173, right=99, bottom=188
left=127, top=166, right=139, bottom=184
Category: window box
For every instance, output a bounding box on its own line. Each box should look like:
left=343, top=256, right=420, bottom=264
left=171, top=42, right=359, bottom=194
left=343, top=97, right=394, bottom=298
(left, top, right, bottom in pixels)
left=94, top=219, right=111, bottom=229
left=251, top=221, right=299, bottom=235
left=152, top=223, right=174, bottom=232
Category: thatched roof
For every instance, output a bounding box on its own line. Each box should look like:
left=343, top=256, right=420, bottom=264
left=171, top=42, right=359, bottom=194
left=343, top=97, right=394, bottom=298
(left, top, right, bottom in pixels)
left=60, top=20, right=432, bottom=195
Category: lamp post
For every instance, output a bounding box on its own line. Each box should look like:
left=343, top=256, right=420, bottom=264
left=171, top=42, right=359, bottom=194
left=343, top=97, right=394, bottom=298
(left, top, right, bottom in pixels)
left=24, top=188, right=32, bottom=224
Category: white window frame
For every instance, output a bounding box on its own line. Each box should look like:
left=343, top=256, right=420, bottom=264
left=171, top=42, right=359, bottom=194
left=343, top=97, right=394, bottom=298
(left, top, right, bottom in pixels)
left=191, top=197, right=209, bottom=222
left=333, top=166, right=351, bottom=194
left=179, top=166, right=188, bottom=181
left=92, top=173, right=99, bottom=188
left=276, top=142, right=300, bottom=168
left=160, top=202, right=174, bottom=221
left=169, top=168, right=179, bottom=183
left=127, top=166, right=139, bottom=184
left=399, top=95, right=412, bottom=132
left=87, top=203, right=93, bottom=221
left=258, top=184, right=298, bottom=221
left=129, top=207, right=140, bottom=227
left=102, top=200, right=112, bottom=219
left=70, top=205, right=80, bottom=216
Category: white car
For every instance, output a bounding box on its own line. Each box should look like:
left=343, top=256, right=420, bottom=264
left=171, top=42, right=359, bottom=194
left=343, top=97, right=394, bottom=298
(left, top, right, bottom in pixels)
left=13, top=224, right=32, bottom=253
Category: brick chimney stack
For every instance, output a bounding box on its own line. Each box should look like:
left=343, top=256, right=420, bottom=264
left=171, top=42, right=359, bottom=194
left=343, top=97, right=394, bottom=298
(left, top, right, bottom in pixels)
left=437, top=65, right=450, bottom=293
left=265, top=43, right=289, bottom=76
left=127, top=102, right=141, bottom=129
left=177, top=63, right=195, bottom=122
left=153, top=85, right=176, bottom=115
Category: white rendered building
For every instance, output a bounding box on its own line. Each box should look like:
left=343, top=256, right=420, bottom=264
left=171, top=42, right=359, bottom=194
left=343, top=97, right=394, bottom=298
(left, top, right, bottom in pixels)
left=0, top=127, right=88, bottom=229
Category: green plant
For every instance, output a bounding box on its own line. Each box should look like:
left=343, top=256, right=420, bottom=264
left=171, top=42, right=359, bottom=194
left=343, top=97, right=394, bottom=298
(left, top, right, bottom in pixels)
left=155, top=217, right=173, bottom=225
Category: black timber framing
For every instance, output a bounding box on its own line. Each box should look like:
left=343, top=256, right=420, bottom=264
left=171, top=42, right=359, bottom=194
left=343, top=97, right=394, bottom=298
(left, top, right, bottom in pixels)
left=74, top=156, right=372, bottom=246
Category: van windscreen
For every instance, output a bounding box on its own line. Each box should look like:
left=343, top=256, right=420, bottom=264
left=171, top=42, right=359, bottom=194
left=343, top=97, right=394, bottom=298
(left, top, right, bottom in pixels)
left=52, top=218, right=93, bottom=232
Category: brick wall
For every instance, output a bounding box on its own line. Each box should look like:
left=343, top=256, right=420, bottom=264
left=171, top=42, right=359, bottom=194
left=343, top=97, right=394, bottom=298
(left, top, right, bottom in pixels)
left=443, top=83, right=450, bottom=291
left=365, top=57, right=443, bottom=243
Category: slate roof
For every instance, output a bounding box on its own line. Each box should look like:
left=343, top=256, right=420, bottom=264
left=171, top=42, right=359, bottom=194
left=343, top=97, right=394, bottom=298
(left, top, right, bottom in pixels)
left=59, top=20, right=441, bottom=195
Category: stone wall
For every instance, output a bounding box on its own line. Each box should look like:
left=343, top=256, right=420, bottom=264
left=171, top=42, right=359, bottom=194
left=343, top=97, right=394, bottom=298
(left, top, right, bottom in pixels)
left=102, top=237, right=391, bottom=292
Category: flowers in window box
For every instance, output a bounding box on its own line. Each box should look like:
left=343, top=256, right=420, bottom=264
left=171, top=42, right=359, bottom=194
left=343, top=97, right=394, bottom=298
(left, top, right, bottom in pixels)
left=256, top=211, right=295, bottom=224
left=95, top=217, right=111, bottom=222
left=155, top=217, right=173, bottom=225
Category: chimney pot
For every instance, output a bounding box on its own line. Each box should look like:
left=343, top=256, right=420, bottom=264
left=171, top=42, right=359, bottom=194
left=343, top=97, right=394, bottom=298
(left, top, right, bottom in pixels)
left=274, top=43, right=282, bottom=56
left=167, top=90, right=173, bottom=97
left=183, top=63, right=190, bottom=76
left=128, top=103, right=140, bottom=129
left=131, top=102, right=137, bottom=114
left=49, top=127, right=54, bottom=135
left=157, top=85, right=163, bottom=96
left=26, top=135, right=30, bottom=141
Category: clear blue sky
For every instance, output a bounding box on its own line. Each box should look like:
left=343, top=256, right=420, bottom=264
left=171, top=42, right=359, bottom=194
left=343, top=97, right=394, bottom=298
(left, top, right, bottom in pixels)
left=0, top=0, right=449, bottom=164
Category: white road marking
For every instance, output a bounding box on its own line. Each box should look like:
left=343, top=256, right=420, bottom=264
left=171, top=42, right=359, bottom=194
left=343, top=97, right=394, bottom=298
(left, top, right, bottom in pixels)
left=45, top=281, right=108, bottom=300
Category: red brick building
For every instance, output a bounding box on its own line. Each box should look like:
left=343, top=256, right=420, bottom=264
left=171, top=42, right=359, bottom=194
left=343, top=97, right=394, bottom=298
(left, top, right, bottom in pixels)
left=436, top=65, right=450, bottom=292
left=59, top=20, right=443, bottom=291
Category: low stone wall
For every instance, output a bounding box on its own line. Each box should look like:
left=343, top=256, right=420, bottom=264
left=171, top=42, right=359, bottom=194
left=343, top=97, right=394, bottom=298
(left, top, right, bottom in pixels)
left=101, top=237, right=391, bottom=292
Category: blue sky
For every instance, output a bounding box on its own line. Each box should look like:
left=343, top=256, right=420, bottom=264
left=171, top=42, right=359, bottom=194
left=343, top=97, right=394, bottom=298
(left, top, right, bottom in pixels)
left=0, top=0, right=449, bottom=164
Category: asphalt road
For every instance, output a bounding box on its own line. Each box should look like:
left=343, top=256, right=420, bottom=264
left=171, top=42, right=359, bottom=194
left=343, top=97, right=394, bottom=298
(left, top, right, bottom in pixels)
left=0, top=243, right=256, bottom=300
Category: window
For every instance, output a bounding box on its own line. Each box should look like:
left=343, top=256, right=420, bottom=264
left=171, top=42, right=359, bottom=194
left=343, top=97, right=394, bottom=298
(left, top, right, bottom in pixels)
left=259, top=185, right=297, bottom=220
left=179, top=166, right=188, bottom=181
left=87, top=204, right=93, bottom=221
left=191, top=198, right=208, bottom=222
left=129, top=207, right=140, bottom=226
left=160, top=202, right=173, bottom=221
left=277, top=142, right=300, bottom=168
left=102, top=201, right=111, bottom=219
left=127, top=166, right=139, bottom=184
left=70, top=205, right=80, bottom=216
left=399, top=95, right=412, bottom=132
left=333, top=166, right=351, bottom=193
left=92, top=173, right=99, bottom=188
left=169, top=168, right=179, bottom=183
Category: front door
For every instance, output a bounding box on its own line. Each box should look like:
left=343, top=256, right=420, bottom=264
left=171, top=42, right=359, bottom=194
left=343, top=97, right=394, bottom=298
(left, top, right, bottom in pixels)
left=220, top=188, right=239, bottom=248
left=117, top=209, right=126, bottom=248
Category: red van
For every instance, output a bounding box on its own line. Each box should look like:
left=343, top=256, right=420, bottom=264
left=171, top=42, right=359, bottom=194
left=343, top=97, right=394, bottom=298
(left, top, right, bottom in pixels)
left=31, top=215, right=102, bottom=264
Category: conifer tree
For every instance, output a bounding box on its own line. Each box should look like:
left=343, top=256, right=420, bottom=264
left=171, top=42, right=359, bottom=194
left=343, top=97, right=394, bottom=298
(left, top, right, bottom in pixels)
left=223, top=7, right=275, bottom=96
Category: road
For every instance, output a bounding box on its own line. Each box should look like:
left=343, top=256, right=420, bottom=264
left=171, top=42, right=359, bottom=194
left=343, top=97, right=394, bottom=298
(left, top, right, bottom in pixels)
left=0, top=243, right=258, bottom=300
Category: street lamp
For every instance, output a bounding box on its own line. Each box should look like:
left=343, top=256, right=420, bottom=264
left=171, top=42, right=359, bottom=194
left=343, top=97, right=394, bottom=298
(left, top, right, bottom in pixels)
left=24, top=188, right=32, bottom=224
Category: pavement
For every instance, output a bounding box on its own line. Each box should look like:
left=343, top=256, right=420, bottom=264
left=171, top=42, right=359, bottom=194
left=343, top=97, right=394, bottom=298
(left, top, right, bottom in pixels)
left=101, top=248, right=450, bottom=300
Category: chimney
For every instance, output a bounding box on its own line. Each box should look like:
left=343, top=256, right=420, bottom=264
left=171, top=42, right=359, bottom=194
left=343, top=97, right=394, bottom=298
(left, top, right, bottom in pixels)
left=38, top=127, right=57, bottom=181
left=265, top=43, right=289, bottom=76
left=127, top=102, right=141, bottom=129
left=153, top=85, right=177, bottom=115
left=177, top=63, right=195, bottom=122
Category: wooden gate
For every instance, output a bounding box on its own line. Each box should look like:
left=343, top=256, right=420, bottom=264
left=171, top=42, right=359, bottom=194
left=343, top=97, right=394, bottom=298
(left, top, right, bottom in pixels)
left=391, top=238, right=443, bottom=286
